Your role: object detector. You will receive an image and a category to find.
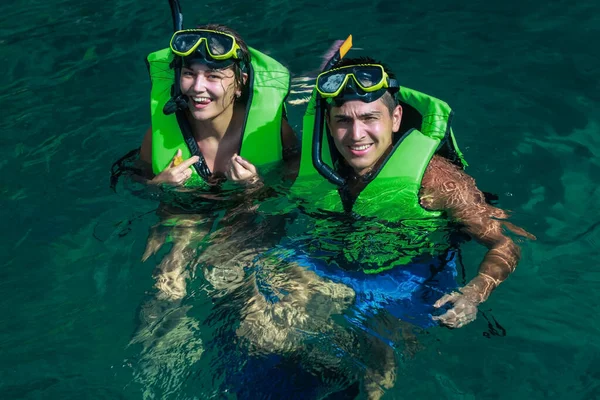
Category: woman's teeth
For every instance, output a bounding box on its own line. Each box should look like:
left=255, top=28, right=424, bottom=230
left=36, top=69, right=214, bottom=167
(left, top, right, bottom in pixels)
left=350, top=144, right=371, bottom=151
left=192, top=96, right=211, bottom=104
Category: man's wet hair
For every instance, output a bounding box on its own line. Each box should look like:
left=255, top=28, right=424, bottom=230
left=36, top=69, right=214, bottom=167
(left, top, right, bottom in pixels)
left=332, top=56, right=396, bottom=79
left=327, top=56, right=398, bottom=116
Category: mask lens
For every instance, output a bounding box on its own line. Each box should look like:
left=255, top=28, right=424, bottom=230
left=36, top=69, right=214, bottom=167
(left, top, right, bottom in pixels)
left=352, top=66, right=383, bottom=89
left=172, top=32, right=202, bottom=53
left=318, top=72, right=346, bottom=94
left=205, top=33, right=234, bottom=56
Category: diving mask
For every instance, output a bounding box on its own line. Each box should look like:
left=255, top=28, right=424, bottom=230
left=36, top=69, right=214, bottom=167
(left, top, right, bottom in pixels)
left=316, top=64, right=398, bottom=103
left=170, top=29, right=242, bottom=60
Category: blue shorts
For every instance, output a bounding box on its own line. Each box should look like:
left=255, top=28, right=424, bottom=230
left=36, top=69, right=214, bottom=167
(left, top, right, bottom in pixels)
left=291, top=249, right=459, bottom=329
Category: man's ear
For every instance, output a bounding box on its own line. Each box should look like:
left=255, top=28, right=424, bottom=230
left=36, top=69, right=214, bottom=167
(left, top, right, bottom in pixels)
left=392, top=104, right=402, bottom=132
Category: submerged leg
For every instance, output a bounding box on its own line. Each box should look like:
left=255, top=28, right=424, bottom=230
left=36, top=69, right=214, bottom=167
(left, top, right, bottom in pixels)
left=237, top=261, right=355, bottom=354
left=363, top=337, right=397, bottom=400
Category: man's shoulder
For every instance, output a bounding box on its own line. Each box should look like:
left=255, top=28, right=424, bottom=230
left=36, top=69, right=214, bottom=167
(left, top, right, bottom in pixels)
left=420, top=155, right=480, bottom=210
left=423, top=155, right=468, bottom=184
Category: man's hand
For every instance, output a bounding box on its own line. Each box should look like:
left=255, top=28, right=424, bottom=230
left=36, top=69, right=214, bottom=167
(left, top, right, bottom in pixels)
left=151, top=149, right=199, bottom=186
left=432, top=287, right=481, bottom=328
left=226, top=153, right=261, bottom=185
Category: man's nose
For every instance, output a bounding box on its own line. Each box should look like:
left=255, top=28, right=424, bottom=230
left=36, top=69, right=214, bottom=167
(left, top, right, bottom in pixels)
left=350, top=121, right=367, bottom=141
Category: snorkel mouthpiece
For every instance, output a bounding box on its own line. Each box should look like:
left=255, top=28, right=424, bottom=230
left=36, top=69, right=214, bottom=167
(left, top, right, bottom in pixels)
left=163, top=94, right=188, bottom=115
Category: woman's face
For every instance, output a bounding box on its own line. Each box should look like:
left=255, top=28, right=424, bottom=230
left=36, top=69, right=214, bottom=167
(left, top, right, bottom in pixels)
left=180, top=62, right=243, bottom=121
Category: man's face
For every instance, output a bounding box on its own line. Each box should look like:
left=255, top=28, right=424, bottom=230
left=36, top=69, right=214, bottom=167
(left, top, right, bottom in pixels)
left=327, top=98, right=402, bottom=176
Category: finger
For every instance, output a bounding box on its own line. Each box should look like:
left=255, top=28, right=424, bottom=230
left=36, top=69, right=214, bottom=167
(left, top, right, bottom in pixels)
left=439, top=304, right=478, bottom=328
left=432, top=313, right=454, bottom=327
left=228, top=157, right=245, bottom=179
left=445, top=312, right=474, bottom=329
left=447, top=318, right=463, bottom=328
left=176, top=168, right=192, bottom=185
left=170, top=149, right=183, bottom=168
left=433, top=308, right=458, bottom=326
left=502, top=221, right=537, bottom=240
left=175, top=155, right=200, bottom=171
left=235, top=156, right=257, bottom=173
left=176, top=169, right=193, bottom=185
left=224, top=160, right=239, bottom=181
left=454, top=314, right=473, bottom=328
left=433, top=292, right=458, bottom=308
left=182, top=168, right=193, bottom=182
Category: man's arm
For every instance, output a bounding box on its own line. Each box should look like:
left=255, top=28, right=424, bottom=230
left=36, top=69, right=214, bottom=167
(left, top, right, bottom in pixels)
left=420, top=155, right=535, bottom=327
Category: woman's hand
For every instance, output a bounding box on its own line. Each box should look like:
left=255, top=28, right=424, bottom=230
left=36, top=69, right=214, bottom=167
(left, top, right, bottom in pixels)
left=150, top=149, right=199, bottom=187
left=225, top=153, right=261, bottom=186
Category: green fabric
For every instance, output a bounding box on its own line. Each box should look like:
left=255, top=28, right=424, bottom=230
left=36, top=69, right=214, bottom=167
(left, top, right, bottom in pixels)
left=353, top=129, right=443, bottom=222
left=398, top=86, right=467, bottom=167
left=290, top=211, right=451, bottom=274
left=147, top=46, right=290, bottom=186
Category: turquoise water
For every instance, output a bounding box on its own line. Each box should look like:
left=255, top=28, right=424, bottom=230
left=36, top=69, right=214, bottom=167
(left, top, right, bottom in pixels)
left=1, top=0, right=599, bottom=398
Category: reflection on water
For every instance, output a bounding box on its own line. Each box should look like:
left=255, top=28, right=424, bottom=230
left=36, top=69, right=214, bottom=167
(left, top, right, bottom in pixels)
left=2, top=0, right=599, bottom=398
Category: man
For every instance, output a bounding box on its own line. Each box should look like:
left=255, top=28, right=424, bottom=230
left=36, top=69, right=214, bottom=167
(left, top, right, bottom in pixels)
left=290, top=56, right=535, bottom=329
left=230, top=56, right=535, bottom=399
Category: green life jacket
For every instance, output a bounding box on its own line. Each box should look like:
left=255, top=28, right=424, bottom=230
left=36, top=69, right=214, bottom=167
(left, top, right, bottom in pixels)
left=291, top=86, right=468, bottom=273
left=147, top=47, right=290, bottom=187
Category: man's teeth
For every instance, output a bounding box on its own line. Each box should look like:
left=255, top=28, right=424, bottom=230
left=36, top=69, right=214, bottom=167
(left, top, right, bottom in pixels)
left=350, top=144, right=371, bottom=151
left=192, top=97, right=211, bottom=104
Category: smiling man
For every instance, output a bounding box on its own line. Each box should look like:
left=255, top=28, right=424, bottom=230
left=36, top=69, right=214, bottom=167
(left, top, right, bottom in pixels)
left=289, top=56, right=535, bottom=330
left=328, top=91, right=398, bottom=176
left=229, top=56, right=535, bottom=399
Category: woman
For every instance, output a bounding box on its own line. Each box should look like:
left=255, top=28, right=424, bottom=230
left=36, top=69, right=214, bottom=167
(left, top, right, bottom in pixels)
left=129, top=23, right=305, bottom=304
left=139, top=23, right=298, bottom=189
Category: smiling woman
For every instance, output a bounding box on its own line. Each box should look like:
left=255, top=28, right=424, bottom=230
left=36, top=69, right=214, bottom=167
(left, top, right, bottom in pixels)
left=137, top=23, right=299, bottom=189
left=112, top=4, right=304, bottom=343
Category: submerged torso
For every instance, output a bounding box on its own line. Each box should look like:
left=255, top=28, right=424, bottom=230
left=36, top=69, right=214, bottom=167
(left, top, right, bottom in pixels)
left=287, top=152, right=457, bottom=274
left=285, top=209, right=454, bottom=274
